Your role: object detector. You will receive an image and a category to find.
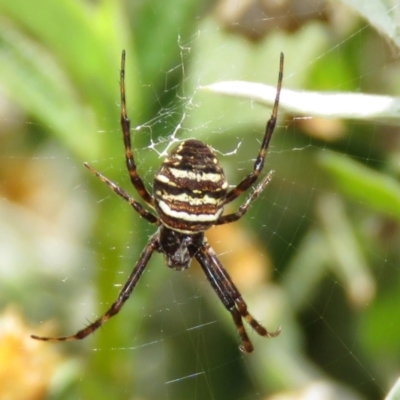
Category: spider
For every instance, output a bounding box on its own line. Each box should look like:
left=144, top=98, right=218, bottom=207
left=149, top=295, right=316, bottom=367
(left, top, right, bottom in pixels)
left=31, top=50, right=284, bottom=353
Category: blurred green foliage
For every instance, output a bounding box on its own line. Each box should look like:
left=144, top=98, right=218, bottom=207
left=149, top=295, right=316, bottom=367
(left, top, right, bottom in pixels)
left=0, top=0, right=400, bottom=399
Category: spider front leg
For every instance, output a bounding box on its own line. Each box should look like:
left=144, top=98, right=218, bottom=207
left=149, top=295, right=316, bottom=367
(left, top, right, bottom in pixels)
left=223, top=52, right=283, bottom=207
left=84, top=162, right=159, bottom=225
left=196, top=241, right=280, bottom=353
left=216, top=170, right=274, bottom=226
left=31, top=234, right=159, bottom=342
left=120, top=50, right=154, bottom=208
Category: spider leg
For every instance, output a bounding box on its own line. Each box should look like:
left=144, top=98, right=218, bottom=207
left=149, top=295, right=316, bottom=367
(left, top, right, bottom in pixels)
left=31, top=234, right=159, bottom=342
left=120, top=50, right=154, bottom=208
left=216, top=170, right=274, bottom=226
left=195, top=241, right=280, bottom=353
left=223, top=53, right=283, bottom=207
left=84, top=162, right=159, bottom=225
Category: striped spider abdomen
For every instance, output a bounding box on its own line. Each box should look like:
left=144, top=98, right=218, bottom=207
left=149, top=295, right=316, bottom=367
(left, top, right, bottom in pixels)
left=153, top=139, right=229, bottom=234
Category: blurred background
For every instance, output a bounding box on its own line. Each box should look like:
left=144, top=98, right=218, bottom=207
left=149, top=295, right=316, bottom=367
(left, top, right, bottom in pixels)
left=0, top=0, right=400, bottom=399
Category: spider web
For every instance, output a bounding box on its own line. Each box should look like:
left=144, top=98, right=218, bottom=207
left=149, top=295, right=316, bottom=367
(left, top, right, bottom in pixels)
left=0, top=1, right=399, bottom=400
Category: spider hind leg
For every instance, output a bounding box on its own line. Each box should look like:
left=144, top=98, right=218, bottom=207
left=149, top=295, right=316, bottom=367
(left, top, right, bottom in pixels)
left=196, top=242, right=280, bottom=353
left=31, top=233, right=159, bottom=342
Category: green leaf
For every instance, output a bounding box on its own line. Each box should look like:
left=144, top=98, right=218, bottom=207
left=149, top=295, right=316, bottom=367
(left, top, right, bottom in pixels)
left=0, top=0, right=134, bottom=160
left=386, top=379, right=400, bottom=400
left=316, top=194, right=375, bottom=307
left=318, top=150, right=400, bottom=221
left=339, top=0, right=400, bottom=49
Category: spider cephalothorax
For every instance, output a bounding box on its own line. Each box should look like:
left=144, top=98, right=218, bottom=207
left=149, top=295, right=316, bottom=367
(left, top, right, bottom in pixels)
left=158, top=227, right=203, bottom=270
left=32, top=50, right=284, bottom=353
